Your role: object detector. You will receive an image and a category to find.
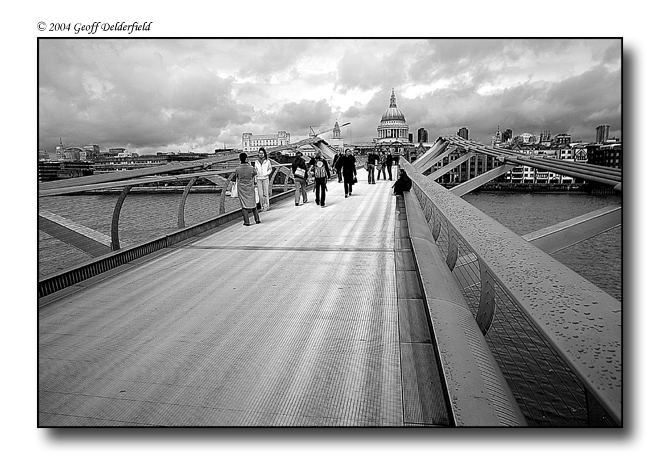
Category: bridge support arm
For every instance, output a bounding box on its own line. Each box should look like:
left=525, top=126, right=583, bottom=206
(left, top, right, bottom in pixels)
left=111, top=186, right=132, bottom=251
left=426, top=152, right=475, bottom=181
left=177, top=177, right=199, bottom=229
left=523, top=205, right=621, bottom=254
left=449, top=163, right=515, bottom=197
left=412, top=140, right=448, bottom=168
left=39, top=211, right=112, bottom=257
left=417, top=146, right=458, bottom=174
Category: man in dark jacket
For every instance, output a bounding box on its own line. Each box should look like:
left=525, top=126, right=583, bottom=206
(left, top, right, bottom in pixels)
left=367, top=151, right=379, bottom=184
left=386, top=152, right=394, bottom=181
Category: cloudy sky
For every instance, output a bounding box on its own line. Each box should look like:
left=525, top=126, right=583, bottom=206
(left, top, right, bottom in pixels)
left=38, top=38, right=621, bottom=154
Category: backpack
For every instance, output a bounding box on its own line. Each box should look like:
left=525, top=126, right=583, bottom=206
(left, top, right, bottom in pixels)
left=314, top=160, right=327, bottom=178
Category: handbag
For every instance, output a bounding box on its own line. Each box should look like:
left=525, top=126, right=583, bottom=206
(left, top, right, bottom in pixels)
left=230, top=181, right=238, bottom=198
left=294, top=167, right=306, bottom=178
left=254, top=186, right=260, bottom=203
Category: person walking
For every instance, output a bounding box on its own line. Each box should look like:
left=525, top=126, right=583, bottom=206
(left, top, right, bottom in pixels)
left=386, top=151, right=394, bottom=181
left=337, top=149, right=357, bottom=198
left=377, top=151, right=387, bottom=181
left=309, top=151, right=331, bottom=207
left=291, top=151, right=308, bottom=206
left=235, top=152, right=261, bottom=226
left=254, top=147, right=273, bottom=211
left=332, top=150, right=343, bottom=183
left=366, top=151, right=378, bottom=184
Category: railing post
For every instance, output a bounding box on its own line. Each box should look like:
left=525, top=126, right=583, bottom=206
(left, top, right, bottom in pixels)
left=476, top=262, right=497, bottom=334
left=446, top=225, right=459, bottom=271
left=111, top=186, right=132, bottom=251
left=178, top=177, right=198, bottom=229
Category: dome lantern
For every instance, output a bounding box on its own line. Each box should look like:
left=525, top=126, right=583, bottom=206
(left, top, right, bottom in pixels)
left=380, top=88, right=406, bottom=123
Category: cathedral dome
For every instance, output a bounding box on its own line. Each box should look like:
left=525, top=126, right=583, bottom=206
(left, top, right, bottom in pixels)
left=380, top=89, right=406, bottom=123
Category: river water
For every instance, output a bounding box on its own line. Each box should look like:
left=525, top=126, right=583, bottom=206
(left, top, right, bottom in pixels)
left=38, top=189, right=622, bottom=426
left=463, top=190, right=622, bottom=301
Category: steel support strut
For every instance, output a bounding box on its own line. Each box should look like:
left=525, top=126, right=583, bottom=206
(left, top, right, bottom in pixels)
left=111, top=186, right=132, bottom=251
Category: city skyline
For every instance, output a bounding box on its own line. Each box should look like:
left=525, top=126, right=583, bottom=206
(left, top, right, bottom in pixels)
left=38, top=38, right=621, bottom=155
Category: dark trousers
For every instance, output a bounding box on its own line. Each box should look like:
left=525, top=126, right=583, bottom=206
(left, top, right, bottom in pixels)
left=343, top=179, right=353, bottom=196
left=377, top=166, right=386, bottom=180
left=315, top=177, right=327, bottom=206
left=367, top=164, right=375, bottom=183
left=241, top=207, right=260, bottom=225
left=386, top=164, right=393, bottom=180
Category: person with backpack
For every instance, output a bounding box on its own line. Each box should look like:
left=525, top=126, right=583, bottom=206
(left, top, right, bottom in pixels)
left=308, top=151, right=331, bottom=207
left=291, top=151, right=309, bottom=206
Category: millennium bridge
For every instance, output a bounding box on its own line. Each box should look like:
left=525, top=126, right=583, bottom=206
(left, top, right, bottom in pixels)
left=38, top=136, right=622, bottom=427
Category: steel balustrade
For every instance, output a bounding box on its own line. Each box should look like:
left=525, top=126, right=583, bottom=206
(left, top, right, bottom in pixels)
left=400, top=158, right=621, bottom=426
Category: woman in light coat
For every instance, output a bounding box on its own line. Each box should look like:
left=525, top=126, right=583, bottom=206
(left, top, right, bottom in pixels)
left=254, top=147, right=273, bottom=211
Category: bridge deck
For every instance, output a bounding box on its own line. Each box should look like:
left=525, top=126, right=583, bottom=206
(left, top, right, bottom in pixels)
left=39, top=167, right=449, bottom=427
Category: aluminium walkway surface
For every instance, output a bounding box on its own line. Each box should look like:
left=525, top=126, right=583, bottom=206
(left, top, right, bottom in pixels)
left=39, top=166, right=448, bottom=427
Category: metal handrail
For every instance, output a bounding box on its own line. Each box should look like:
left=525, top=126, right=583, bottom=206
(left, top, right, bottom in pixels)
left=401, top=158, right=621, bottom=426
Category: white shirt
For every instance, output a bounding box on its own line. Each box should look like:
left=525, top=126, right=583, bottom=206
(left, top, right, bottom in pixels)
left=254, top=158, right=272, bottom=179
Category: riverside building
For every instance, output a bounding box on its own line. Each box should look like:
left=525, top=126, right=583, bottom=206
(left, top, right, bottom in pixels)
left=242, top=131, right=290, bottom=153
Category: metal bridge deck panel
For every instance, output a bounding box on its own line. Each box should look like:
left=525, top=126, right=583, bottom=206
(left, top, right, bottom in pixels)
left=39, top=170, right=413, bottom=426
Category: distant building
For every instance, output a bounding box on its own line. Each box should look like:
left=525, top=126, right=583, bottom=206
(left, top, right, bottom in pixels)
left=554, top=133, right=572, bottom=145
left=83, top=144, right=101, bottom=158
left=539, top=130, right=552, bottom=146
left=457, top=127, right=469, bottom=140
left=418, top=127, right=429, bottom=143
left=376, top=89, right=409, bottom=144
left=55, top=137, right=66, bottom=159
left=596, top=124, right=610, bottom=143
left=513, top=132, right=538, bottom=145
left=502, top=128, right=513, bottom=143
left=491, top=127, right=503, bottom=147
left=108, top=148, right=127, bottom=156
left=325, top=122, right=344, bottom=151
left=587, top=142, right=622, bottom=169
left=242, top=131, right=290, bottom=153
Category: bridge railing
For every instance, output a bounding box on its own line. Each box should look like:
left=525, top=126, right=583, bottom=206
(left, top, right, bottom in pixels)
left=400, top=158, right=621, bottom=426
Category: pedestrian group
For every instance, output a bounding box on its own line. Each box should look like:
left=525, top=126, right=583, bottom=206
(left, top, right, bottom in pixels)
left=233, top=147, right=409, bottom=226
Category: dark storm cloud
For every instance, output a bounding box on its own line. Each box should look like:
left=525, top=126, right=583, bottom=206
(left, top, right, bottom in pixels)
left=408, top=39, right=508, bottom=85
left=38, top=38, right=621, bottom=153
left=237, top=39, right=310, bottom=80
left=272, top=99, right=334, bottom=135
left=336, top=41, right=411, bottom=92
left=39, top=39, right=255, bottom=152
